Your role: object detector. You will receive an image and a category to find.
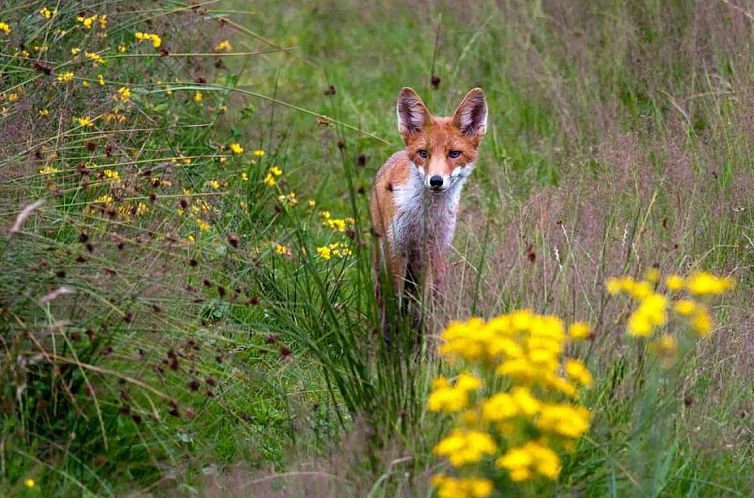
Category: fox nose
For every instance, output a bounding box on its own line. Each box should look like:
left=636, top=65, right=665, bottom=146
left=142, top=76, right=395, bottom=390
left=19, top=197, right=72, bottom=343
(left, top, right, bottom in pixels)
left=429, top=175, right=443, bottom=188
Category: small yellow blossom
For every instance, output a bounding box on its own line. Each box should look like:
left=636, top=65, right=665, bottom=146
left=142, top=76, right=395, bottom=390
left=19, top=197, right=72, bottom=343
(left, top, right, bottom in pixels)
left=253, top=149, right=265, bottom=157
left=71, top=47, right=81, bottom=55
left=117, top=86, right=131, bottom=101
left=665, top=274, right=685, bottom=291
left=497, top=441, right=561, bottom=481
left=57, top=71, right=74, bottom=82
left=76, top=116, right=94, bottom=127
left=194, top=91, right=203, bottom=103
left=118, top=44, right=127, bottom=53
left=77, top=14, right=98, bottom=29
left=568, top=321, right=591, bottom=340
left=24, top=478, right=35, bottom=488
left=214, top=40, right=232, bottom=51
left=196, top=218, right=211, bottom=231
left=38, top=166, right=59, bottom=175
left=273, top=243, right=290, bottom=256
left=85, top=51, right=105, bottom=65
left=434, top=429, right=497, bottom=467
left=565, top=359, right=592, bottom=387
left=103, top=169, right=119, bottom=180
left=308, top=199, right=316, bottom=208
left=277, top=192, right=298, bottom=207
left=40, top=6, right=55, bottom=19
left=241, top=172, right=248, bottom=182
left=98, top=15, right=108, bottom=29
left=38, top=109, right=49, bottom=117
left=135, top=32, right=162, bottom=48
left=685, top=271, right=734, bottom=296
left=82, top=81, right=90, bottom=88
left=97, top=74, right=105, bottom=86
left=0, top=22, right=11, bottom=35
left=229, top=143, right=244, bottom=154
left=135, top=202, right=149, bottom=216
left=205, top=179, right=221, bottom=190
left=431, top=475, right=493, bottom=498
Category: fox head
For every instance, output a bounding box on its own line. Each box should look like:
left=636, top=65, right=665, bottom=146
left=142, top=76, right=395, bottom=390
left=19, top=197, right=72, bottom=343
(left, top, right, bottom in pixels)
left=396, top=87, right=487, bottom=192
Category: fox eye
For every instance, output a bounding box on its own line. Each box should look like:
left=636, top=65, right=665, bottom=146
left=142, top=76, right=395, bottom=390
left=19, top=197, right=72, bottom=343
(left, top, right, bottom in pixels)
left=448, top=150, right=461, bottom=158
left=418, top=149, right=428, bottom=159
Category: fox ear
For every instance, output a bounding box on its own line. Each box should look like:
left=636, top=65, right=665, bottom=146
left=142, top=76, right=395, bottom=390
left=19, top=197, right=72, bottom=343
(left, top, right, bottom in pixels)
left=397, top=87, right=430, bottom=139
left=451, top=88, right=487, bottom=137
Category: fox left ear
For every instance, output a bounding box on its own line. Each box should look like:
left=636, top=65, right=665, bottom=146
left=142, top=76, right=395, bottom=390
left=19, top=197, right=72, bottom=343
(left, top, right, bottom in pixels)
left=451, top=88, right=488, bottom=137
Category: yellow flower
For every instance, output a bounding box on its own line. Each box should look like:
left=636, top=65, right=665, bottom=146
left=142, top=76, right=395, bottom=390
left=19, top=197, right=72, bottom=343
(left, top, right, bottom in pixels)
left=626, top=293, right=667, bottom=337
left=103, top=169, right=119, bottom=180
left=273, top=243, right=290, bottom=256
left=76, top=116, right=94, bottom=127
left=565, top=359, right=592, bottom=387
left=77, top=14, right=98, bottom=29
left=308, top=199, right=316, bottom=208
left=24, top=478, right=35, bottom=488
left=98, top=15, right=108, bottom=29
left=665, top=274, right=685, bottom=291
left=97, top=74, right=106, bottom=86
left=82, top=81, right=90, bottom=88
left=497, top=441, right=561, bottom=481
left=253, top=149, right=265, bottom=157
left=57, top=71, right=74, bottom=82
left=568, top=321, right=591, bottom=340
left=536, top=403, right=591, bottom=439
left=38, top=109, right=49, bottom=117
left=71, top=47, right=81, bottom=55
left=685, top=271, right=734, bottom=296
left=196, top=218, right=210, bottom=231
left=85, top=51, right=105, bottom=65
left=431, top=475, right=493, bottom=498
left=214, top=40, right=232, bottom=51
left=38, top=166, right=59, bottom=175
left=241, top=172, right=248, bottom=182
left=117, top=86, right=131, bottom=101
left=229, top=143, right=244, bottom=154
left=0, top=22, right=10, bottom=35
left=96, top=194, right=113, bottom=205
left=136, top=202, right=149, bottom=216
left=40, top=6, right=55, bottom=19
left=118, top=44, right=127, bottom=53
left=673, top=299, right=697, bottom=316
left=434, top=429, right=497, bottom=467
left=316, top=245, right=333, bottom=260
left=277, top=192, right=298, bottom=207
left=135, top=32, right=162, bottom=48
left=194, top=91, right=203, bottom=103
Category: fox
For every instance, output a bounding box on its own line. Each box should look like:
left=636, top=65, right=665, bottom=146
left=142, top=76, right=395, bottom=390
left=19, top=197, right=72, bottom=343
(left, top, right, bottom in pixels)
left=371, top=87, right=488, bottom=333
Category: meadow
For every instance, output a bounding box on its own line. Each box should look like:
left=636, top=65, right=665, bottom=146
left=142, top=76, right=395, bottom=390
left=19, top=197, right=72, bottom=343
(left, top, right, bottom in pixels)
left=0, top=0, right=752, bottom=496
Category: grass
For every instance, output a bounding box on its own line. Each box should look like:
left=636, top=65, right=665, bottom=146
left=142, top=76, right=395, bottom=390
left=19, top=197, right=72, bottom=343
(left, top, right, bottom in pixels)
left=0, top=0, right=752, bottom=496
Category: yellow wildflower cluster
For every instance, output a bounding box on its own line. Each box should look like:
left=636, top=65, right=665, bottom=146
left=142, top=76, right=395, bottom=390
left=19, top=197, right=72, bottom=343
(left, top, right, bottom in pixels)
left=214, top=40, right=232, bottom=51
left=430, top=310, right=593, bottom=496
left=319, top=211, right=355, bottom=232
left=607, top=270, right=733, bottom=338
left=0, top=22, right=11, bottom=35
left=135, top=32, right=162, bottom=48
left=117, top=86, right=131, bottom=101
left=229, top=143, right=244, bottom=154
left=38, top=166, right=59, bottom=176
left=272, top=242, right=291, bottom=256
left=316, top=242, right=352, bottom=260
left=430, top=475, right=492, bottom=498
left=264, top=166, right=283, bottom=186
left=77, top=14, right=106, bottom=30
left=77, top=116, right=94, bottom=127
left=40, top=7, right=55, bottom=19
left=277, top=192, right=298, bottom=207
left=85, top=51, right=105, bottom=65
left=57, top=71, right=74, bottom=82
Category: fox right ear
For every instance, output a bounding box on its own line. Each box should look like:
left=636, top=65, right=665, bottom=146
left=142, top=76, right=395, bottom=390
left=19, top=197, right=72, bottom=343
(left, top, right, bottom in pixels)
left=397, top=87, right=430, bottom=139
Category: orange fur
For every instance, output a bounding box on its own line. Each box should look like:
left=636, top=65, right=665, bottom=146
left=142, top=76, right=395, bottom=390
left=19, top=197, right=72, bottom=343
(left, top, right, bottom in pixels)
left=371, top=87, right=488, bottom=326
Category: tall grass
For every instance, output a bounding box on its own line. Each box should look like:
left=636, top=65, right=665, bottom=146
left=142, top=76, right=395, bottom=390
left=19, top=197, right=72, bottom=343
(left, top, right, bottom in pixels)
left=1, top=0, right=752, bottom=496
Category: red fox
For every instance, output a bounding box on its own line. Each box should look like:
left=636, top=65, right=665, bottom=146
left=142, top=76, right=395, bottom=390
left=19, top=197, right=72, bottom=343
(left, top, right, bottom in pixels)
left=371, top=87, right=488, bottom=325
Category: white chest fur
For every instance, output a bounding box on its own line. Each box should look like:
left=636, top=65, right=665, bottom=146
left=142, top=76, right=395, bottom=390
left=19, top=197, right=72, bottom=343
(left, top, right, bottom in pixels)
left=388, top=164, right=472, bottom=257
